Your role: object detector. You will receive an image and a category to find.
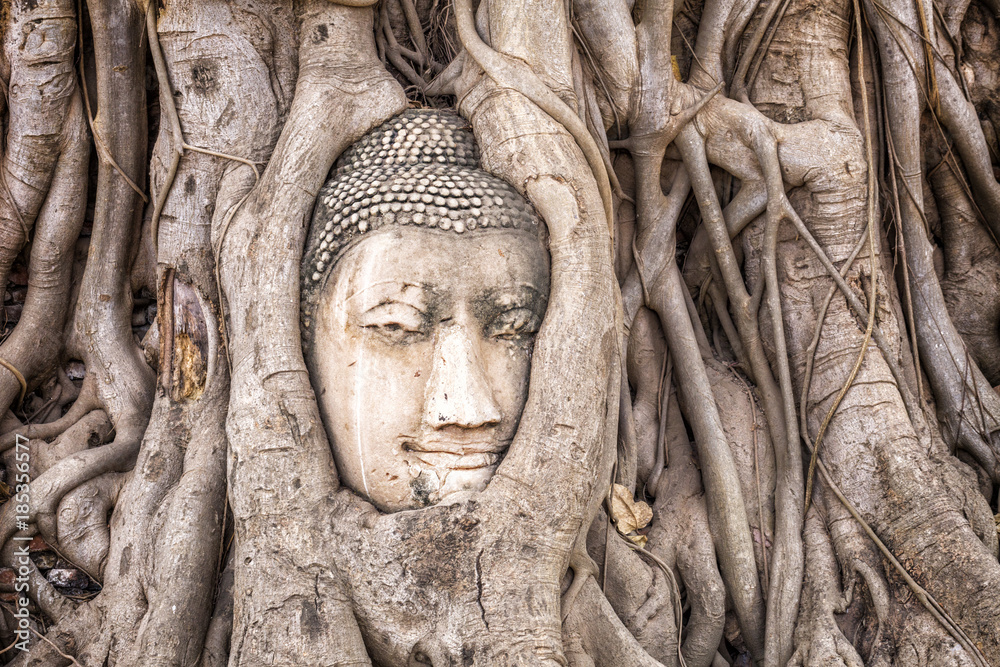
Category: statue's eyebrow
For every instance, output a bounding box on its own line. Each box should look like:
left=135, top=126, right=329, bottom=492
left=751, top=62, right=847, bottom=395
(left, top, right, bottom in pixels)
left=480, top=284, right=547, bottom=308
left=473, top=284, right=548, bottom=322
left=343, top=281, right=430, bottom=312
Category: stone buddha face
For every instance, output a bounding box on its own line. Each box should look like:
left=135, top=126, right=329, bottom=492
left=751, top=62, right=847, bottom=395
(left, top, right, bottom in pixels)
left=301, top=109, right=549, bottom=512
left=310, top=225, right=548, bottom=512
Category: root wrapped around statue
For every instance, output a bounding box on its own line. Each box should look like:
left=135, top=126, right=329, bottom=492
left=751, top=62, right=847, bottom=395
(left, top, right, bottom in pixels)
left=0, top=0, right=999, bottom=665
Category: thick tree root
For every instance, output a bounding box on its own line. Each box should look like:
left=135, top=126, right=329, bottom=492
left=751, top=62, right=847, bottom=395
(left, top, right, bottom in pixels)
left=563, top=576, right=665, bottom=667
left=642, top=433, right=726, bottom=667
left=926, top=133, right=1000, bottom=386
left=218, top=3, right=405, bottom=664
left=0, top=0, right=80, bottom=292
left=0, top=93, right=88, bottom=419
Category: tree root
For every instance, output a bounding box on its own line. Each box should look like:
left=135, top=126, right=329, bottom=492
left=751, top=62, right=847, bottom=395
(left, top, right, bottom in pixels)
left=218, top=3, right=405, bottom=663
left=0, top=429, right=141, bottom=555
left=676, top=125, right=798, bottom=666
left=32, top=409, right=112, bottom=478
left=28, top=1, right=300, bottom=660
left=0, top=377, right=99, bottom=454
left=0, top=0, right=79, bottom=292
left=4, top=0, right=999, bottom=664
left=788, top=507, right=864, bottom=667
left=561, top=543, right=601, bottom=622
left=933, top=59, right=1000, bottom=245
left=641, top=433, right=726, bottom=667
left=453, top=0, right=617, bottom=231
left=563, top=576, right=665, bottom=667
left=804, top=5, right=879, bottom=512
left=198, top=550, right=234, bottom=667
left=55, top=471, right=124, bottom=581
left=707, top=361, right=776, bottom=590
left=0, top=93, right=88, bottom=420
left=617, top=4, right=769, bottom=653
left=927, top=132, right=1000, bottom=386
left=867, top=0, right=1000, bottom=479
left=627, top=307, right=668, bottom=490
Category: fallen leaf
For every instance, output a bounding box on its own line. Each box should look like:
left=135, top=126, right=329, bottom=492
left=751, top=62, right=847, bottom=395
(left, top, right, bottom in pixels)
left=627, top=533, right=648, bottom=548
left=610, top=483, right=653, bottom=535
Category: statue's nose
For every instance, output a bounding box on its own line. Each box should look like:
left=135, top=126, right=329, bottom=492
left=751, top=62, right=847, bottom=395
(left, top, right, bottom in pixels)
left=423, top=323, right=502, bottom=430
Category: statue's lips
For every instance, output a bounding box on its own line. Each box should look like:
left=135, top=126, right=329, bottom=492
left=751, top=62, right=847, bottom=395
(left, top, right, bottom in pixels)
left=411, top=451, right=501, bottom=470
left=403, top=439, right=507, bottom=470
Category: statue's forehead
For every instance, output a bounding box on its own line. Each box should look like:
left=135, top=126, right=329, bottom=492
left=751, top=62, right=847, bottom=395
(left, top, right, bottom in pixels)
left=333, top=226, right=549, bottom=300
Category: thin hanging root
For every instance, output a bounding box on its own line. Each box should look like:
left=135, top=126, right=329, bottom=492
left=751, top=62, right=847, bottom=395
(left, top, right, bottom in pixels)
left=756, top=152, right=921, bottom=425
left=731, top=0, right=790, bottom=99
left=802, top=8, right=991, bottom=662
left=398, top=0, right=435, bottom=71
left=758, top=161, right=805, bottom=667
left=675, top=129, right=791, bottom=665
left=75, top=0, right=146, bottom=206
left=799, top=224, right=871, bottom=509
left=147, top=0, right=263, bottom=356
left=453, top=0, right=617, bottom=235
left=625, top=537, right=687, bottom=667
left=729, top=368, right=771, bottom=592
left=0, top=359, right=26, bottom=406
left=29, top=627, right=83, bottom=667
left=911, top=0, right=940, bottom=114
left=379, top=2, right=429, bottom=90
left=885, top=128, right=922, bottom=402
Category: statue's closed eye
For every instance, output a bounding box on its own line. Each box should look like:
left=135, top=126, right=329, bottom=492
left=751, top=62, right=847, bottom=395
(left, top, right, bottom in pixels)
left=360, top=302, right=428, bottom=343
left=486, top=307, right=541, bottom=341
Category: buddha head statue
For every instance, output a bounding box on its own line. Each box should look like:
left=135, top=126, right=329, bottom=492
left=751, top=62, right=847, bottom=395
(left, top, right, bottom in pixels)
left=301, top=109, right=549, bottom=513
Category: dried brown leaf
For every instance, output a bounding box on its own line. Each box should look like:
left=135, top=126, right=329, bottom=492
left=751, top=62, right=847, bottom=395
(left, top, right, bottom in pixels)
left=610, top=483, right=653, bottom=535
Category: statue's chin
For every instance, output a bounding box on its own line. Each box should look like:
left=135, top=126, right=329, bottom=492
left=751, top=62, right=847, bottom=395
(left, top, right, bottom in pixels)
left=368, top=463, right=499, bottom=512
left=431, top=465, right=498, bottom=506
